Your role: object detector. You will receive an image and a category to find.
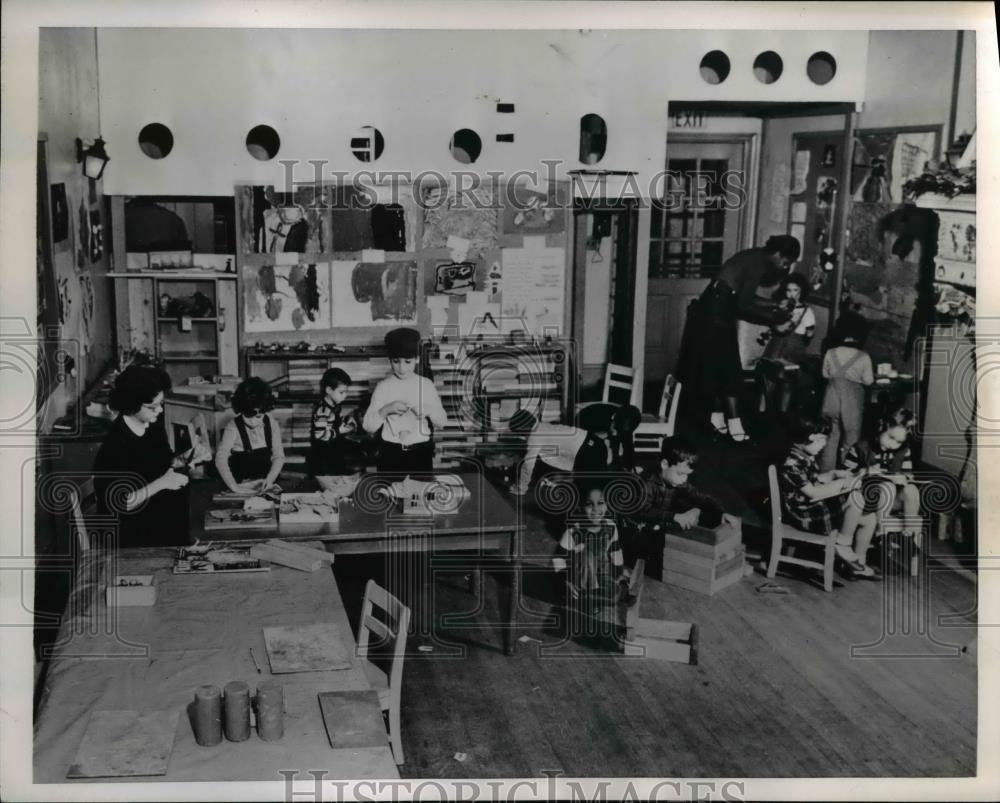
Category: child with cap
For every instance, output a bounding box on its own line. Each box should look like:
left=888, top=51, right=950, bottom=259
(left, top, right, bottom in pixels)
left=362, top=327, right=447, bottom=474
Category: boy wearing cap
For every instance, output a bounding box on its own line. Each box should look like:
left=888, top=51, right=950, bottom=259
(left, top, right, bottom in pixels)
left=363, top=328, right=447, bottom=474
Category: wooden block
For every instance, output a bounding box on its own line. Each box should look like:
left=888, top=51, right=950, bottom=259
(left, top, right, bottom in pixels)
left=266, top=539, right=334, bottom=564
left=635, top=618, right=693, bottom=643
left=665, top=520, right=739, bottom=546
left=663, top=543, right=742, bottom=570
left=623, top=637, right=692, bottom=663
left=318, top=691, right=387, bottom=749
left=664, top=560, right=745, bottom=596
left=250, top=542, right=322, bottom=572
left=666, top=547, right=745, bottom=582
left=664, top=531, right=740, bottom=560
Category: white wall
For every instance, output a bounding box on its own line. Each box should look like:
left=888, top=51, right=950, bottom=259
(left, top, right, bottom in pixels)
left=96, top=28, right=868, bottom=196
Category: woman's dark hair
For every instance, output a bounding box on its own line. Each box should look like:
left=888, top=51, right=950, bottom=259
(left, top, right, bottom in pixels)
left=783, top=272, right=810, bottom=303
left=320, top=367, right=352, bottom=395
left=763, top=235, right=802, bottom=261
left=829, top=310, right=870, bottom=348
left=660, top=436, right=700, bottom=468
left=108, top=365, right=171, bottom=415
left=787, top=414, right=833, bottom=445
left=232, top=377, right=276, bottom=416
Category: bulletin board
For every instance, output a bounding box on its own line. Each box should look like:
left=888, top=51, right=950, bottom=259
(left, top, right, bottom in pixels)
left=234, top=180, right=571, bottom=347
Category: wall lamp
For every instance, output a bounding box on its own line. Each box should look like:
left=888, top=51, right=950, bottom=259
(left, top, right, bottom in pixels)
left=75, top=136, right=110, bottom=180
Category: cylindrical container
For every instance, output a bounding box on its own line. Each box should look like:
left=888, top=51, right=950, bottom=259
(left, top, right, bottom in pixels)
left=223, top=681, right=251, bottom=742
left=193, top=685, right=223, bottom=746
left=256, top=681, right=284, bottom=742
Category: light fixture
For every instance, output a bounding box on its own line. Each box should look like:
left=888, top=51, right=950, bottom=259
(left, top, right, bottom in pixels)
left=75, top=136, right=110, bottom=180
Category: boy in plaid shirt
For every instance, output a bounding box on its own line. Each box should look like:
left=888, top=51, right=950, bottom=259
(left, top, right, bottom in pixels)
left=779, top=415, right=880, bottom=578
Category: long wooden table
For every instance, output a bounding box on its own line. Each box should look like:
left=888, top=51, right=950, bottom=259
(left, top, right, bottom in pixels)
left=34, top=547, right=399, bottom=783
left=190, top=474, right=526, bottom=655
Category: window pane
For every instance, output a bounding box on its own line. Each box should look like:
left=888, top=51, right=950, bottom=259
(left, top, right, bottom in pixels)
left=703, top=210, right=725, bottom=238
left=666, top=214, right=686, bottom=239
left=648, top=242, right=662, bottom=276
left=650, top=206, right=665, bottom=237
left=702, top=241, right=724, bottom=270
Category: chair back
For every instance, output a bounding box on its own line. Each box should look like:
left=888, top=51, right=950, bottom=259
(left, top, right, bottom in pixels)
left=767, top=465, right=783, bottom=535
left=69, top=478, right=96, bottom=555
left=358, top=579, right=410, bottom=695
left=602, top=363, right=635, bottom=405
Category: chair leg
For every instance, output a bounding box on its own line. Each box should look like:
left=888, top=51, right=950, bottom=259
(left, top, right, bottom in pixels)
left=388, top=705, right=404, bottom=765
left=766, top=535, right=781, bottom=579
left=910, top=531, right=921, bottom=577
left=823, top=542, right=835, bottom=592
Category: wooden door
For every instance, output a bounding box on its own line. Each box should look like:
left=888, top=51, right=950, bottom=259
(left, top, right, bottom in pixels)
left=645, top=138, right=751, bottom=395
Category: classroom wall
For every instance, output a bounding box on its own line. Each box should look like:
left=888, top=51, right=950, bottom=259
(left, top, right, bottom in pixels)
left=37, top=28, right=115, bottom=430
left=95, top=28, right=868, bottom=197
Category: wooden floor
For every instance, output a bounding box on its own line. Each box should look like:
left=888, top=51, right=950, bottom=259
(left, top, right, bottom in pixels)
left=339, top=540, right=977, bottom=779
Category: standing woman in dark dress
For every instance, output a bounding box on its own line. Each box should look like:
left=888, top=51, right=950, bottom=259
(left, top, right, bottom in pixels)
left=682, top=235, right=801, bottom=443
left=93, top=365, right=191, bottom=547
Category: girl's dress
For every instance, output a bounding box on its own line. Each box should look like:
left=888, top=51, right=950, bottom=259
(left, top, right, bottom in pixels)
left=820, top=346, right=874, bottom=471
left=552, top=520, right=625, bottom=610
left=778, top=445, right=844, bottom=535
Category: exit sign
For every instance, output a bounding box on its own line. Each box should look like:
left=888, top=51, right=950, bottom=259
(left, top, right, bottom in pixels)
left=672, top=110, right=705, bottom=128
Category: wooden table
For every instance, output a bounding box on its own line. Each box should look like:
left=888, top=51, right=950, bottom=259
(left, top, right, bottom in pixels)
left=33, top=548, right=399, bottom=783
left=190, top=474, right=525, bottom=655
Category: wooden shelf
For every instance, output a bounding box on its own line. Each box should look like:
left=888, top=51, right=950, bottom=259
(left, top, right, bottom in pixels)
left=160, top=354, right=220, bottom=361
left=110, top=271, right=236, bottom=280
left=157, top=317, right=218, bottom=323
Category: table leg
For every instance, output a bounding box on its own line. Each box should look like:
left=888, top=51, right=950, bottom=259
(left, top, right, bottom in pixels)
left=504, top=531, right=519, bottom=656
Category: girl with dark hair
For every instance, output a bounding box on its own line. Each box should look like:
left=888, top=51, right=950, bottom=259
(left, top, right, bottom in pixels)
left=215, top=377, right=285, bottom=494
left=757, top=272, right=817, bottom=415
left=682, top=235, right=801, bottom=443
left=93, top=365, right=191, bottom=546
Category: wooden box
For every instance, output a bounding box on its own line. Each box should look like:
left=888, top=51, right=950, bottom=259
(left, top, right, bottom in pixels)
left=664, top=558, right=745, bottom=597
left=666, top=545, right=745, bottom=583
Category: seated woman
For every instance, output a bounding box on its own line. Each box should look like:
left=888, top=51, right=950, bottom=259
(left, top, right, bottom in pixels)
left=93, top=365, right=191, bottom=547
left=215, top=377, right=285, bottom=495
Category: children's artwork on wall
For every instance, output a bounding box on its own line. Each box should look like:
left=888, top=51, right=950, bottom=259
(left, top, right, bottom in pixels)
left=76, top=197, right=89, bottom=270
left=501, top=184, right=568, bottom=235
left=243, top=262, right=332, bottom=332
left=500, top=246, right=565, bottom=335
left=891, top=131, right=936, bottom=200
left=330, top=260, right=418, bottom=327
left=51, top=184, right=68, bottom=244
left=79, top=272, right=95, bottom=351
left=434, top=261, right=476, bottom=295
left=846, top=202, right=896, bottom=266
left=89, top=209, right=104, bottom=262
left=484, top=249, right=502, bottom=300
left=821, top=144, right=837, bottom=168
left=421, top=185, right=499, bottom=259
left=815, top=177, right=838, bottom=209
left=791, top=150, right=810, bottom=195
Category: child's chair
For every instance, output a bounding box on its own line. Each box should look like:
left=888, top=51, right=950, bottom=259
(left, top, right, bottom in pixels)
left=634, top=375, right=681, bottom=454
left=766, top=465, right=837, bottom=592
left=576, top=363, right=636, bottom=415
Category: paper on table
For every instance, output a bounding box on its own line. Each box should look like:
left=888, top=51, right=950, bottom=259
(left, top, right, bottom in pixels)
left=263, top=623, right=352, bottom=673
left=67, top=710, right=180, bottom=778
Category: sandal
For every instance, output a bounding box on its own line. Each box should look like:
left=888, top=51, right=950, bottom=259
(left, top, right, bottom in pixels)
left=849, top=560, right=881, bottom=579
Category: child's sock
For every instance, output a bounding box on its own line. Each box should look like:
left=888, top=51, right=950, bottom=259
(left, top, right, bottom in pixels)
left=835, top=543, right=859, bottom=562
left=711, top=411, right=727, bottom=432
left=727, top=417, right=748, bottom=442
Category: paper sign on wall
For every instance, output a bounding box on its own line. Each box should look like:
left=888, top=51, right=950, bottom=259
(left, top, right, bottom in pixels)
left=792, top=150, right=811, bottom=195
left=501, top=247, right=564, bottom=335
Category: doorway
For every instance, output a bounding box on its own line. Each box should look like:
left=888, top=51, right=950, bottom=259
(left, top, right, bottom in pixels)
left=644, top=135, right=754, bottom=404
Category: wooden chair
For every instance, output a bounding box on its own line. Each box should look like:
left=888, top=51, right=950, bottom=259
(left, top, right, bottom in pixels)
left=357, top=579, right=411, bottom=765
left=68, top=478, right=96, bottom=556
left=766, top=465, right=836, bottom=592
left=633, top=375, right=681, bottom=454
left=576, top=362, right=636, bottom=415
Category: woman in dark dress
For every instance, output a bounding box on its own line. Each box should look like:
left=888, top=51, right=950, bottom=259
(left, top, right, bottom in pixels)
left=681, top=235, right=801, bottom=443
left=93, top=366, right=191, bottom=547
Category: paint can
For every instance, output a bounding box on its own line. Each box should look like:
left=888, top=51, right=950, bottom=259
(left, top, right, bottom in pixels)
left=193, top=685, right=223, bottom=746
left=256, top=681, right=284, bottom=741
left=223, top=681, right=251, bottom=742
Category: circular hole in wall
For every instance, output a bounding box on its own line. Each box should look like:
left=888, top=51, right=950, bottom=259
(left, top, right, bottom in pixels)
left=246, top=125, right=281, bottom=161
left=351, top=125, right=385, bottom=162
left=138, top=123, right=174, bottom=159
left=579, top=114, right=608, bottom=164
left=699, top=50, right=731, bottom=84
left=449, top=129, right=482, bottom=164
left=753, top=51, right=784, bottom=84
left=807, top=51, right=837, bottom=85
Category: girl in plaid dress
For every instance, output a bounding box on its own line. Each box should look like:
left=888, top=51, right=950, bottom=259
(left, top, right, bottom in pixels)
left=779, top=416, right=880, bottom=578
left=552, top=483, right=628, bottom=610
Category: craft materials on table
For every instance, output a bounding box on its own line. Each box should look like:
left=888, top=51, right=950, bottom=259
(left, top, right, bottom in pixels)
left=213, top=486, right=282, bottom=504
left=174, top=545, right=270, bottom=574
left=67, top=710, right=181, bottom=779
left=204, top=504, right=278, bottom=531
left=318, top=690, right=387, bottom=749
left=223, top=681, right=252, bottom=742
left=278, top=491, right=340, bottom=523
left=256, top=681, right=284, bottom=741
left=381, top=474, right=470, bottom=515
left=192, top=685, right=224, bottom=747
left=262, top=623, right=352, bottom=674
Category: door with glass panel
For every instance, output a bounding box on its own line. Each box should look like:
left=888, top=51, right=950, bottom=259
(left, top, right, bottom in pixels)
left=644, top=137, right=752, bottom=399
